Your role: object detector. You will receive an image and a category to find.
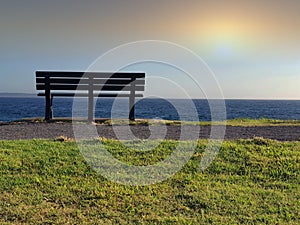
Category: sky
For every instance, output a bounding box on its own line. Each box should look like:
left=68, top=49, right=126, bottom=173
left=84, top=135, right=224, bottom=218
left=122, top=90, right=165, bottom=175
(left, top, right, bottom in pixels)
left=0, top=0, right=299, bottom=99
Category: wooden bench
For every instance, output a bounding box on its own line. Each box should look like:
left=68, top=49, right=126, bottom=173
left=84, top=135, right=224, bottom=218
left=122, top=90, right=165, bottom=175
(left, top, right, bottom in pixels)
left=36, top=71, right=145, bottom=122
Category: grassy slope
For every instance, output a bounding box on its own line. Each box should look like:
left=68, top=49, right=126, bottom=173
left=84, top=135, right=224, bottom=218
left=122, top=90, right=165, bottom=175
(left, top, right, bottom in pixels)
left=0, top=139, right=299, bottom=224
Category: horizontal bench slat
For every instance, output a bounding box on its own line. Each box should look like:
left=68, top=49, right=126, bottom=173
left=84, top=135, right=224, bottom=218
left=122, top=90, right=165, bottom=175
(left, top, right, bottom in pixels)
left=36, top=78, right=145, bottom=85
left=37, top=93, right=143, bottom=97
left=36, top=84, right=145, bottom=91
left=36, top=71, right=145, bottom=79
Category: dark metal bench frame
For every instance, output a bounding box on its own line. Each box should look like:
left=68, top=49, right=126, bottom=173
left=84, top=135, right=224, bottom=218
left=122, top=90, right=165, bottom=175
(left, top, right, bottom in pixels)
left=35, top=71, right=145, bottom=122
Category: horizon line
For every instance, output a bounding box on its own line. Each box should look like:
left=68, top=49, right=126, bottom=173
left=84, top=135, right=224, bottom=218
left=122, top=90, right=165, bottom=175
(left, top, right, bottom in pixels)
left=0, top=92, right=299, bottom=101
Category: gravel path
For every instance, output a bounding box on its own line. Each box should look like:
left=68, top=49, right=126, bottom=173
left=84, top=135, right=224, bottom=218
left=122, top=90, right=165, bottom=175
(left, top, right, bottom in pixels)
left=0, top=122, right=299, bottom=141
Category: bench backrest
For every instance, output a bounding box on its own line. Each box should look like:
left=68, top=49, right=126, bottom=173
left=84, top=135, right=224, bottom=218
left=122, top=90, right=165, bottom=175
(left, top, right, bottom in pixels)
left=36, top=71, right=145, bottom=93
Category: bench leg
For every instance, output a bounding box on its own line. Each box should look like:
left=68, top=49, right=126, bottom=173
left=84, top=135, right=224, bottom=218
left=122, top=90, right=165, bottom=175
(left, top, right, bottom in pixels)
left=88, top=91, right=94, bottom=123
left=129, top=95, right=135, bottom=121
left=45, top=94, right=53, bottom=121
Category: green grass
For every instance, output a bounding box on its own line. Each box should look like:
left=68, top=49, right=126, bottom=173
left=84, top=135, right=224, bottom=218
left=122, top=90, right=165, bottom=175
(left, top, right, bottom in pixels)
left=0, top=138, right=299, bottom=224
left=219, top=118, right=300, bottom=126
left=164, top=118, right=300, bottom=126
left=99, top=118, right=300, bottom=126
left=17, top=117, right=300, bottom=126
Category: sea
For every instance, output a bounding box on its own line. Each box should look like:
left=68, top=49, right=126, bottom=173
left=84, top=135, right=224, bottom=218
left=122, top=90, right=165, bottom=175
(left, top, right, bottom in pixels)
left=0, top=97, right=299, bottom=122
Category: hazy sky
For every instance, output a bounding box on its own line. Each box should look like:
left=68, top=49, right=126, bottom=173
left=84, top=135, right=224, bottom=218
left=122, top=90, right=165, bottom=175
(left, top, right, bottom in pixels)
left=1, top=0, right=299, bottom=99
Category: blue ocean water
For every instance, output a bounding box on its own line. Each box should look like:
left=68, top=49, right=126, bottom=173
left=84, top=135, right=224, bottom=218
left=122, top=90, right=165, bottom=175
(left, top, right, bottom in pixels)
left=0, top=97, right=299, bottom=122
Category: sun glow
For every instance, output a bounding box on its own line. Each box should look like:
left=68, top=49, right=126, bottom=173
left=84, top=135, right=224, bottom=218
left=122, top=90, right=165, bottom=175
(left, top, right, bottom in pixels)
left=191, top=17, right=259, bottom=58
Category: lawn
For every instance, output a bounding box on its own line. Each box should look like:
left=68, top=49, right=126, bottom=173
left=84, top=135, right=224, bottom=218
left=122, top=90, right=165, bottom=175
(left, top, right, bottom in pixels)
left=0, top=138, right=299, bottom=224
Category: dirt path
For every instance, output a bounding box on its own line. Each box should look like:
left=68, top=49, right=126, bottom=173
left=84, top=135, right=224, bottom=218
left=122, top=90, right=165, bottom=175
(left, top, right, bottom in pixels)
left=0, top=122, right=299, bottom=141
